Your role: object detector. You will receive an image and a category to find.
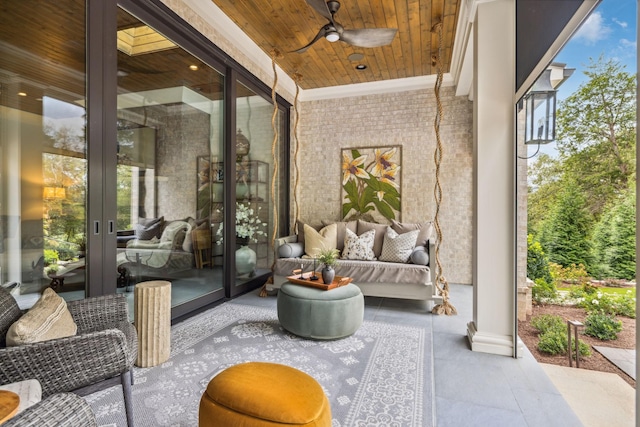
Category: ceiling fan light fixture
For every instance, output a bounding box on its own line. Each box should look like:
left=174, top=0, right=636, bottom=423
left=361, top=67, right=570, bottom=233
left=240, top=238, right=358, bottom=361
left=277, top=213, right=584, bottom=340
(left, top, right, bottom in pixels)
left=325, top=31, right=340, bottom=42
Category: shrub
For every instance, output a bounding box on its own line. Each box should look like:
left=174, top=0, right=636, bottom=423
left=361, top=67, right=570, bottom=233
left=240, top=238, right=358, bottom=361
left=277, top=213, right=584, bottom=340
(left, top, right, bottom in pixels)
left=614, top=292, right=636, bottom=318
left=537, top=329, right=591, bottom=358
left=575, top=338, right=592, bottom=358
left=43, top=249, right=59, bottom=266
left=527, top=234, right=552, bottom=283
left=56, top=246, right=76, bottom=261
left=531, top=278, right=557, bottom=303
left=549, top=262, right=590, bottom=287
left=577, top=291, right=636, bottom=319
left=584, top=312, right=622, bottom=340
left=532, top=314, right=591, bottom=358
left=531, top=314, right=564, bottom=333
left=538, top=329, right=566, bottom=355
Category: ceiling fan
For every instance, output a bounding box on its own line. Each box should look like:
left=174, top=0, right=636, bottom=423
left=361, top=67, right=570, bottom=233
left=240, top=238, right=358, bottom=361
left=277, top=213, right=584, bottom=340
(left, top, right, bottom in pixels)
left=293, top=0, right=397, bottom=53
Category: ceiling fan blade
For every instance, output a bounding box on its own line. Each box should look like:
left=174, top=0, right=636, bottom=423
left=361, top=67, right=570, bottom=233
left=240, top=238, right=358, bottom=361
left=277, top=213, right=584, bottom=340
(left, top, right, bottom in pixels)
left=340, top=28, right=398, bottom=48
left=292, top=26, right=327, bottom=53
left=305, top=0, right=336, bottom=26
left=305, top=0, right=340, bottom=27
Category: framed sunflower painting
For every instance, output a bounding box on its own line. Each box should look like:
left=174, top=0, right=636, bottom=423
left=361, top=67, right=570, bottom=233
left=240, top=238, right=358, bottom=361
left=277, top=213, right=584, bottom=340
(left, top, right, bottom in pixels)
left=341, top=145, right=401, bottom=222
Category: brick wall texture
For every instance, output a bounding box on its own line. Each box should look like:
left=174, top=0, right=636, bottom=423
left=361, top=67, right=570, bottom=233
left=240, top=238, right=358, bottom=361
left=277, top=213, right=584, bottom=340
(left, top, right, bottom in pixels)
left=296, top=87, right=474, bottom=284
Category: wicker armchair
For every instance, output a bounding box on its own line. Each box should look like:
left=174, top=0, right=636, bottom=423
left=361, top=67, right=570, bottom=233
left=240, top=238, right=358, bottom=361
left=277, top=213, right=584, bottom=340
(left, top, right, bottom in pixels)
left=4, top=392, right=97, bottom=427
left=0, top=287, right=137, bottom=426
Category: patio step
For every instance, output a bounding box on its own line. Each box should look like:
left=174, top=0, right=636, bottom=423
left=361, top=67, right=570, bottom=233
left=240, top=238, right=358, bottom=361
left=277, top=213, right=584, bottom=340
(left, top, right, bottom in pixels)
left=541, top=363, right=634, bottom=427
left=593, top=346, right=635, bottom=380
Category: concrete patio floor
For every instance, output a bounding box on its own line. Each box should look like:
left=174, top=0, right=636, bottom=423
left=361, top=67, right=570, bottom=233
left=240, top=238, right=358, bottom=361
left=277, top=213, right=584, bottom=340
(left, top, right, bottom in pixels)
left=233, top=283, right=636, bottom=426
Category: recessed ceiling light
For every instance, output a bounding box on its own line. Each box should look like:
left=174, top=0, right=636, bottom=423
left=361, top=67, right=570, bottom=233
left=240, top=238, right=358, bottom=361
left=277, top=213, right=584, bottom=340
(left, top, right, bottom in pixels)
left=348, top=53, right=364, bottom=61
left=355, top=64, right=367, bottom=70
left=189, top=65, right=199, bottom=71
left=17, top=92, right=27, bottom=97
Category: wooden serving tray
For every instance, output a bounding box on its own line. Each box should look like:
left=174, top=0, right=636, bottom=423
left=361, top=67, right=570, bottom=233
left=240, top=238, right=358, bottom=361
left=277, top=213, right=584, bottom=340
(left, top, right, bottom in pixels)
left=287, top=271, right=352, bottom=290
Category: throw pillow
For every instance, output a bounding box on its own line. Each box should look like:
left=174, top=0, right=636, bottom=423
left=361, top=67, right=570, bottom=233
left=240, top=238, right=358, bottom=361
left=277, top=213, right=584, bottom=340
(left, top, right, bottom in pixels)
left=303, top=223, right=337, bottom=258
left=391, top=220, right=434, bottom=248
left=341, top=228, right=376, bottom=261
left=356, top=220, right=388, bottom=258
left=160, top=221, right=189, bottom=244
left=6, top=288, right=77, bottom=346
left=321, top=220, right=357, bottom=252
left=182, top=218, right=198, bottom=253
left=134, top=216, right=164, bottom=240
left=379, top=228, right=420, bottom=263
left=296, top=221, right=321, bottom=246
left=410, top=246, right=430, bottom=266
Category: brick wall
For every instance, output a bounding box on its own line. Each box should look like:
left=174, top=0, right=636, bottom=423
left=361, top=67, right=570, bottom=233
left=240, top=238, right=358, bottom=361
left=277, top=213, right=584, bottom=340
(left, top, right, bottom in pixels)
left=296, top=87, right=474, bottom=284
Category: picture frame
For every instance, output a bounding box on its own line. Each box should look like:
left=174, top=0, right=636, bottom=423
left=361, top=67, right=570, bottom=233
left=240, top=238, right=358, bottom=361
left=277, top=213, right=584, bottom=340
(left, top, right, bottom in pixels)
left=341, top=145, right=402, bottom=222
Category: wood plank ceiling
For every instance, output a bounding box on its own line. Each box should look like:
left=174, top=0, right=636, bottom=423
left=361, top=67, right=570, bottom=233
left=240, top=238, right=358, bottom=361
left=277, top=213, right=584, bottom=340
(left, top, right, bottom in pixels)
left=211, top=0, right=460, bottom=90
left=0, top=0, right=461, bottom=117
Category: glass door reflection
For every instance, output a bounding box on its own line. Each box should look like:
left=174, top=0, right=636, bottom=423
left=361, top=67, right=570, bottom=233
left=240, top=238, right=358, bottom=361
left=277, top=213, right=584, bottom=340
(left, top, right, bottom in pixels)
left=115, top=7, right=225, bottom=310
left=0, top=0, right=88, bottom=304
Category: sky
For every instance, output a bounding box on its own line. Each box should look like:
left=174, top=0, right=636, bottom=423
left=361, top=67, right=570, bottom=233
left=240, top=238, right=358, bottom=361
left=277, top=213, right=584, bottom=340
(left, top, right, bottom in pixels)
left=528, top=0, right=637, bottom=158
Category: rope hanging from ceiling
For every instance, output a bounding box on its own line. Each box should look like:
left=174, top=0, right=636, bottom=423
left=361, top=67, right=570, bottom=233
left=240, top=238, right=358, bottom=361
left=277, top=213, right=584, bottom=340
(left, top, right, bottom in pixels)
left=269, top=49, right=282, bottom=265
left=292, top=73, right=303, bottom=228
left=431, top=22, right=457, bottom=316
left=259, top=49, right=283, bottom=297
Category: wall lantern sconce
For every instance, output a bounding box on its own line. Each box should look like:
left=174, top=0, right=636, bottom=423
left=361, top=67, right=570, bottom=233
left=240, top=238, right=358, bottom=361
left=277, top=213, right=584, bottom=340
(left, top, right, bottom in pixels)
left=524, top=69, right=557, bottom=145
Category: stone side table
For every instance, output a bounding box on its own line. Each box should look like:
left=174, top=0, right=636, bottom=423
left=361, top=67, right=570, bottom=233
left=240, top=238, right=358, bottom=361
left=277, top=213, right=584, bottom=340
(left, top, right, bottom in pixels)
left=134, top=280, right=171, bottom=367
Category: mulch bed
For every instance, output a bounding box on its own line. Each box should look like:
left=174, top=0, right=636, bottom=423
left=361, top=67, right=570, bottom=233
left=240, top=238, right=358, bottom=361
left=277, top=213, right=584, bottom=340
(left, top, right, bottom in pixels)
left=518, top=304, right=636, bottom=388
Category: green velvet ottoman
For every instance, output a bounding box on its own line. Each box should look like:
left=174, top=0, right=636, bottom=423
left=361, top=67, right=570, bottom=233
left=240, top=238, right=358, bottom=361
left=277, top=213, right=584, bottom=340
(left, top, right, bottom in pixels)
left=277, top=283, right=364, bottom=339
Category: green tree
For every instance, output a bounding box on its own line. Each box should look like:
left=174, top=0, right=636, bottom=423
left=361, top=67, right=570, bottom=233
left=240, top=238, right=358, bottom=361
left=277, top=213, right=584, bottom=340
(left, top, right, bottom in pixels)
left=555, top=56, right=636, bottom=216
left=538, top=179, right=593, bottom=269
left=527, top=154, right=564, bottom=235
left=591, top=187, right=636, bottom=280
left=590, top=205, right=615, bottom=279
left=607, top=188, right=636, bottom=279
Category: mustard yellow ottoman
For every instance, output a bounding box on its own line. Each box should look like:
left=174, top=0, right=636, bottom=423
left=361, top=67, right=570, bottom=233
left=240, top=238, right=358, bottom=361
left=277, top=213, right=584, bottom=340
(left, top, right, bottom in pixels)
left=199, top=362, right=331, bottom=427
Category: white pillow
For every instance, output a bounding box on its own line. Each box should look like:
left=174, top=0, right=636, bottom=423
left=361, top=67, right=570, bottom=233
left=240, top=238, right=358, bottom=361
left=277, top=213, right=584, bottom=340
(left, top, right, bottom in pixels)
left=160, top=221, right=190, bottom=244
left=341, top=228, right=376, bottom=261
left=303, top=223, right=337, bottom=258
left=379, top=228, right=420, bottom=263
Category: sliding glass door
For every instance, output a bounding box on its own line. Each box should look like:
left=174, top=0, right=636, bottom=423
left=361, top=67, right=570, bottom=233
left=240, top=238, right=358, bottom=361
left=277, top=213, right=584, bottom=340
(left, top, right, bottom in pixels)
left=0, top=0, right=88, bottom=305
left=1, top=0, right=289, bottom=317
left=114, top=7, right=226, bottom=310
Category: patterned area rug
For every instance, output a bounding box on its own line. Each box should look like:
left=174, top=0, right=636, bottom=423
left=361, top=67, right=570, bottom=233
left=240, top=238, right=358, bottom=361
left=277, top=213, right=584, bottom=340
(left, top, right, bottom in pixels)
left=86, top=302, right=434, bottom=427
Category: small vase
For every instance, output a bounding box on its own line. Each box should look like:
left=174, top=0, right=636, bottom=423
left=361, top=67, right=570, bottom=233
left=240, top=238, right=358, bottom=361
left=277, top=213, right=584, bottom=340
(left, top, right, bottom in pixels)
left=236, top=182, right=249, bottom=200
left=321, top=265, right=335, bottom=285
left=236, top=245, right=256, bottom=277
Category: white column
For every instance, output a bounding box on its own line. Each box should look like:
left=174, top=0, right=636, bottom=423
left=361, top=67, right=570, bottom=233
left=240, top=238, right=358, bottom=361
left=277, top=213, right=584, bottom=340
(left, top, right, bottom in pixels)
left=467, top=0, right=520, bottom=357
